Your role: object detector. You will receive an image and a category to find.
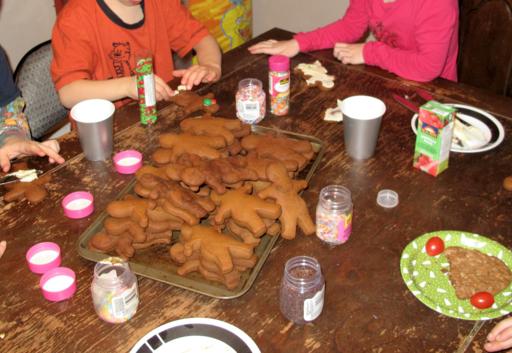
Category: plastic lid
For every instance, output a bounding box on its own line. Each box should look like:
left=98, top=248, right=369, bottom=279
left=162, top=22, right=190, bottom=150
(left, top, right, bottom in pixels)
left=269, top=55, right=290, bottom=71
left=376, top=189, right=399, bottom=208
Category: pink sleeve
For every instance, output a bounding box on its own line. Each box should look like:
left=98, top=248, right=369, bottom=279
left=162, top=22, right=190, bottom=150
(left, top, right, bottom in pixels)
left=363, top=0, right=458, bottom=82
left=294, top=0, right=369, bottom=52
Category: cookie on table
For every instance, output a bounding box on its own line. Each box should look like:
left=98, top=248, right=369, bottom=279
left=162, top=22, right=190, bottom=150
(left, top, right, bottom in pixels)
left=294, top=60, right=335, bottom=90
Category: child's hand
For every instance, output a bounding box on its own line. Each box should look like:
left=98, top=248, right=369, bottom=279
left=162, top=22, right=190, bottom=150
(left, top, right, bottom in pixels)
left=173, top=64, right=221, bottom=90
left=0, top=241, right=5, bottom=259
left=0, top=137, right=65, bottom=172
left=485, top=317, right=512, bottom=352
left=248, top=39, right=300, bottom=57
left=334, top=43, right=365, bottom=65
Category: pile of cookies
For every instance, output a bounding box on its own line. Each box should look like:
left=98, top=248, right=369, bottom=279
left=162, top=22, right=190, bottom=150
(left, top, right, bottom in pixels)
left=89, top=113, right=317, bottom=289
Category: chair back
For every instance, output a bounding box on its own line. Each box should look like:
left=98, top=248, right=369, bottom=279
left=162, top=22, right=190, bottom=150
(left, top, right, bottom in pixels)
left=14, top=40, right=68, bottom=139
left=457, top=0, right=512, bottom=97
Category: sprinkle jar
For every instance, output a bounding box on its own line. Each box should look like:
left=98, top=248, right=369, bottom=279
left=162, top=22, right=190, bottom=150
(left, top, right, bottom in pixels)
left=279, top=256, right=325, bottom=324
left=134, top=50, right=157, bottom=125
left=316, top=185, right=353, bottom=245
left=91, top=257, right=139, bottom=323
left=268, top=55, right=290, bottom=116
left=236, top=78, right=266, bottom=124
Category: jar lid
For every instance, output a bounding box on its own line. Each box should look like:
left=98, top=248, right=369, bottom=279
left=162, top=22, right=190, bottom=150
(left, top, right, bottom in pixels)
left=376, top=189, right=399, bottom=208
left=269, top=55, right=290, bottom=71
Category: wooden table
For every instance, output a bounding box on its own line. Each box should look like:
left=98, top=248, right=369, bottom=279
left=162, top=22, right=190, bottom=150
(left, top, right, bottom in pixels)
left=1, top=28, right=512, bottom=353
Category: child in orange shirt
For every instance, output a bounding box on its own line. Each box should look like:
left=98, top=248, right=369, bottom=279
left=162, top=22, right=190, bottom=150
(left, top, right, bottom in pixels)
left=51, top=0, right=222, bottom=108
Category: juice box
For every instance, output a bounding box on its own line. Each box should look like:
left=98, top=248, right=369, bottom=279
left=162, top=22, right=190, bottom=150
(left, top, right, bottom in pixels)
left=413, top=100, right=455, bottom=176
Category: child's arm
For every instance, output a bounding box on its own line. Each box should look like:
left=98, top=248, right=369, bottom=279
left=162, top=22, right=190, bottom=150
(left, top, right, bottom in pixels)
left=0, top=98, right=64, bottom=172
left=248, top=39, right=300, bottom=57
left=485, top=317, right=512, bottom=352
left=173, top=35, right=222, bottom=89
left=57, top=75, right=173, bottom=109
left=362, top=0, right=458, bottom=82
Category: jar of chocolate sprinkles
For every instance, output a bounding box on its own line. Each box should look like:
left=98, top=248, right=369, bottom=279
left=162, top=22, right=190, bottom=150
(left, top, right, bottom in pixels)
left=279, top=256, right=325, bottom=324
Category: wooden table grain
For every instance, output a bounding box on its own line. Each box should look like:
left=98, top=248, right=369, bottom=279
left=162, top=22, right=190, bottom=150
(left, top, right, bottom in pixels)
left=1, top=28, right=512, bottom=353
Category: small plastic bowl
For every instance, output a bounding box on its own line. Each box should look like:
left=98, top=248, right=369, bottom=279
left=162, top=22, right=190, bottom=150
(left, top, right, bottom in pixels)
left=376, top=189, right=399, bottom=208
left=113, top=150, right=142, bottom=174
left=40, top=267, right=76, bottom=302
left=62, top=191, right=94, bottom=219
left=26, top=242, right=61, bottom=274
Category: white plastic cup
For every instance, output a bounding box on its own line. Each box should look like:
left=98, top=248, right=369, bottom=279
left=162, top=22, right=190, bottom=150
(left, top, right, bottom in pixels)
left=71, top=99, right=115, bottom=161
left=341, top=96, right=386, bottom=160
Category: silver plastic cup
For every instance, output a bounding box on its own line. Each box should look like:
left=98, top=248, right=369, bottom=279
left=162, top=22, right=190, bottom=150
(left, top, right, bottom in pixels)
left=71, top=99, right=115, bottom=161
left=342, top=96, right=386, bottom=160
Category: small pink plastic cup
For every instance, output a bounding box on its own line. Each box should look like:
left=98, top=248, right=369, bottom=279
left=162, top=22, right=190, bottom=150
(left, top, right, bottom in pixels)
left=62, top=191, right=94, bottom=219
left=113, top=150, right=142, bottom=174
left=40, top=267, right=76, bottom=302
left=26, top=242, right=61, bottom=274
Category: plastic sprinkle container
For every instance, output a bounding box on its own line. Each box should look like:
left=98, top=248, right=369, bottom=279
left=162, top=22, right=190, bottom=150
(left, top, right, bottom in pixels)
left=91, top=257, right=139, bottom=324
left=316, top=185, right=353, bottom=245
left=236, top=78, right=266, bottom=124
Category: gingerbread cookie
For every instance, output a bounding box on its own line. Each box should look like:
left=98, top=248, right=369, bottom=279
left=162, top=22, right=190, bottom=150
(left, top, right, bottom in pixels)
left=158, top=133, right=227, bottom=162
left=89, top=231, right=135, bottom=260
left=106, top=195, right=156, bottom=228
left=169, top=91, right=219, bottom=115
left=211, top=183, right=281, bottom=238
left=165, top=153, right=258, bottom=194
left=295, top=60, right=335, bottom=90
left=258, top=162, right=316, bottom=239
left=179, top=224, right=254, bottom=274
left=241, top=133, right=315, bottom=172
left=4, top=174, right=51, bottom=204
left=180, top=115, right=250, bottom=145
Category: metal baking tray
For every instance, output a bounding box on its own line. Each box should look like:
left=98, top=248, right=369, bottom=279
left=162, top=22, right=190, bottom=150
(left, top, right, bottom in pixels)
left=77, top=125, right=325, bottom=299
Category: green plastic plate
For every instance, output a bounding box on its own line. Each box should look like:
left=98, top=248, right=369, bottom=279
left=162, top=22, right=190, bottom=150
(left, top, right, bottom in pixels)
left=400, top=230, right=512, bottom=320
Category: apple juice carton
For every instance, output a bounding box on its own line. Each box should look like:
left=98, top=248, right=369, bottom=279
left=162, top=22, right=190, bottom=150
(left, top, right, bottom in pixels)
left=413, top=100, right=455, bottom=176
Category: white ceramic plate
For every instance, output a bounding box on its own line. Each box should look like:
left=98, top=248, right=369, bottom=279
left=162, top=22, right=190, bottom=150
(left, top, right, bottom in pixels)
left=411, top=103, right=505, bottom=153
left=130, top=318, right=261, bottom=353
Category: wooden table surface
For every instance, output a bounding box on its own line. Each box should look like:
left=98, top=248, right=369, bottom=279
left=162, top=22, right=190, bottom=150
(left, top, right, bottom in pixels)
left=1, top=28, right=512, bottom=353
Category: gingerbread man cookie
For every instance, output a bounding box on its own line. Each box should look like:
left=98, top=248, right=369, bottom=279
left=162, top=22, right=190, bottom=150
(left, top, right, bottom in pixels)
left=180, top=115, right=251, bottom=145
left=295, top=60, right=335, bottom=90
left=211, top=183, right=281, bottom=238
left=257, top=162, right=316, bottom=239
left=169, top=91, right=219, bottom=115
left=158, top=133, right=227, bottom=162
left=3, top=174, right=51, bottom=204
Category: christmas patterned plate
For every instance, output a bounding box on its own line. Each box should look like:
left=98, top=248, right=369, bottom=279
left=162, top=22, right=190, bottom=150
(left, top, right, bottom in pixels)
left=400, top=230, right=512, bottom=320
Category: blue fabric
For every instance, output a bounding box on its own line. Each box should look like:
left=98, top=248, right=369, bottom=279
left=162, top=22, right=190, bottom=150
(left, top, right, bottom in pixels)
left=0, top=47, right=20, bottom=107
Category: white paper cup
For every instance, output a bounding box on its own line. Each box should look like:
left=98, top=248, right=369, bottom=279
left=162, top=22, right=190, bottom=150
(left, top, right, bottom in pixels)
left=341, top=95, right=386, bottom=160
left=71, top=99, right=115, bottom=161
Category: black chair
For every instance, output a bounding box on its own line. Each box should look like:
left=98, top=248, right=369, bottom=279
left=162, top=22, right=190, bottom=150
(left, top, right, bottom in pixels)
left=14, top=40, right=69, bottom=140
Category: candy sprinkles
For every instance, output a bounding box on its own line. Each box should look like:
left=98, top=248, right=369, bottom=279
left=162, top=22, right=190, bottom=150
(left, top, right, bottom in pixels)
left=236, top=78, right=266, bottom=124
left=91, top=258, right=139, bottom=324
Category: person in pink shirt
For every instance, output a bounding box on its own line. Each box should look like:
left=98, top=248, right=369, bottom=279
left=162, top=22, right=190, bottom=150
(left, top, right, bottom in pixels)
left=249, top=0, right=459, bottom=82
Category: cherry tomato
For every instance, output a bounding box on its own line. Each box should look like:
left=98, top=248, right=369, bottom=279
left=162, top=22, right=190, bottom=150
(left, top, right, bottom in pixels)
left=470, top=292, right=494, bottom=309
left=425, top=236, right=445, bottom=256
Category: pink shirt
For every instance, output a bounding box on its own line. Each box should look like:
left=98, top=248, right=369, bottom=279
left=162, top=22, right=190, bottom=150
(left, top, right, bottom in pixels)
left=294, top=0, right=459, bottom=82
